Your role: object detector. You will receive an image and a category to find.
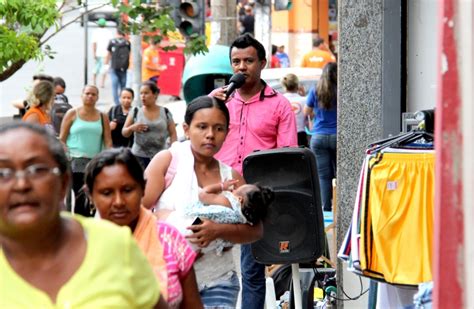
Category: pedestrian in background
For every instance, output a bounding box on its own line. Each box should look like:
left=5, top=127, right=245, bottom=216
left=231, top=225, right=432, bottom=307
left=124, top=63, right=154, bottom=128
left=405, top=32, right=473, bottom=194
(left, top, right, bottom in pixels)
left=0, top=122, right=166, bottom=309
left=142, top=38, right=168, bottom=84
left=11, top=74, right=54, bottom=118
left=304, top=62, right=337, bottom=211
left=210, top=33, right=297, bottom=309
left=91, top=18, right=113, bottom=88
left=281, top=73, right=308, bottom=147
left=238, top=5, right=255, bottom=36
left=108, top=88, right=135, bottom=148
left=300, top=38, right=336, bottom=69
left=50, top=76, right=73, bottom=136
left=60, top=85, right=112, bottom=217
left=122, top=81, right=177, bottom=169
left=270, top=44, right=281, bottom=68
left=53, top=76, right=69, bottom=103
left=22, top=80, right=54, bottom=129
left=106, top=27, right=131, bottom=105
left=237, top=0, right=247, bottom=17
left=276, top=45, right=290, bottom=68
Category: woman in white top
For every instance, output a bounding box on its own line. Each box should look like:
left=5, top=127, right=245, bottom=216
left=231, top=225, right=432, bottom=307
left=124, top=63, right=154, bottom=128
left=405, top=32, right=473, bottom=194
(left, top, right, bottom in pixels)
left=281, top=73, right=309, bottom=147
left=142, top=96, right=263, bottom=308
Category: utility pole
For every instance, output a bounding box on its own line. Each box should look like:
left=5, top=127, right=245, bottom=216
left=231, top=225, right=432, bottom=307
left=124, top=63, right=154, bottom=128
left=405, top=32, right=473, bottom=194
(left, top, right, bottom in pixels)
left=254, top=0, right=271, bottom=67
left=83, top=0, right=89, bottom=85
left=210, top=0, right=237, bottom=46
left=131, top=34, right=142, bottom=107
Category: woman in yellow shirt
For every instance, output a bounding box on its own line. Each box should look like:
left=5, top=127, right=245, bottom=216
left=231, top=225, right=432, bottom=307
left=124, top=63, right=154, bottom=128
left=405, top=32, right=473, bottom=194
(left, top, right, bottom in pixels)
left=0, top=122, right=168, bottom=309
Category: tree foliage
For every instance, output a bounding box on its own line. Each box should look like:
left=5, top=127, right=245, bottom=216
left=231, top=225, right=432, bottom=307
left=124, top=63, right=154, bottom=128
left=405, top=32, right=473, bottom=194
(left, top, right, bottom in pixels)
left=0, top=0, right=59, bottom=80
left=0, top=0, right=208, bottom=81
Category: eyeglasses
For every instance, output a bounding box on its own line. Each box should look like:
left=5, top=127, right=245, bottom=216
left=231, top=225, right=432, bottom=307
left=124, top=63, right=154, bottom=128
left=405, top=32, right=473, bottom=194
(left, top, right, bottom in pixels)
left=0, top=164, right=61, bottom=183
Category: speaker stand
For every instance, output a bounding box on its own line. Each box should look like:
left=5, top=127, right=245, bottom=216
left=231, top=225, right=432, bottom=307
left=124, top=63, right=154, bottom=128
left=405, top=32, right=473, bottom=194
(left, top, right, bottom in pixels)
left=291, top=264, right=303, bottom=309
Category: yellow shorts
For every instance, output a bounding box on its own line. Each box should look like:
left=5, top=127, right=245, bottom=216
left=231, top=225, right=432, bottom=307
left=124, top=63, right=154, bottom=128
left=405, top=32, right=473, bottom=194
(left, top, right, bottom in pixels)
left=360, top=152, right=435, bottom=285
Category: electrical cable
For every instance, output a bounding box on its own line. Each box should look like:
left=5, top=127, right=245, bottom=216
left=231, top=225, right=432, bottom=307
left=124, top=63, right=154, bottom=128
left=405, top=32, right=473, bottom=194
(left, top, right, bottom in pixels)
left=312, top=267, right=370, bottom=302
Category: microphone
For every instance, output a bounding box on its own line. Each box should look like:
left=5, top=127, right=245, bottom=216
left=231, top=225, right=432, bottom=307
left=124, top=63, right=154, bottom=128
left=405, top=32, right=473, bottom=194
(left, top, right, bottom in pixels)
left=225, top=73, right=246, bottom=99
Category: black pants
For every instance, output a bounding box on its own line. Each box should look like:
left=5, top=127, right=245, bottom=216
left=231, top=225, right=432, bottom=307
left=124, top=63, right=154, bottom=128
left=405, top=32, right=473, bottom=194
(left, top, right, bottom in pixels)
left=135, top=155, right=151, bottom=170
left=72, top=172, right=94, bottom=217
left=298, top=131, right=309, bottom=147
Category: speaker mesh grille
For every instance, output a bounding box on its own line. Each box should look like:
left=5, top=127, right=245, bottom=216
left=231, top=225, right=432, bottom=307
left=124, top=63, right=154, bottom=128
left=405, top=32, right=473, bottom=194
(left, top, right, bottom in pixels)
left=243, top=148, right=325, bottom=264
left=252, top=190, right=322, bottom=263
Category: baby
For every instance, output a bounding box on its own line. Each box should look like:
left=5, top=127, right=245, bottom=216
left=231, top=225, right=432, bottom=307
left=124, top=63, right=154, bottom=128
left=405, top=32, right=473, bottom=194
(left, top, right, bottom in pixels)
left=185, top=180, right=275, bottom=255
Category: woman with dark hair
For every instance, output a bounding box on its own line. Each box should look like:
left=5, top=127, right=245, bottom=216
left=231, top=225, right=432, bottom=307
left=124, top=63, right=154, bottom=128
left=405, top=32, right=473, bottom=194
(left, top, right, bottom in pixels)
left=304, top=62, right=337, bottom=211
left=122, top=81, right=177, bottom=168
left=270, top=44, right=281, bottom=68
left=85, top=148, right=202, bottom=309
left=143, top=95, right=263, bottom=307
left=0, top=123, right=166, bottom=308
left=109, top=88, right=134, bottom=147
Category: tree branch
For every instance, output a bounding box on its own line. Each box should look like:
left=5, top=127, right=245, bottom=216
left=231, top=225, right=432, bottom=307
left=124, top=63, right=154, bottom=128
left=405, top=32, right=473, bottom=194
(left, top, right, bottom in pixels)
left=61, top=3, right=107, bottom=16
left=57, top=0, right=67, bottom=11
left=40, top=16, right=83, bottom=46
left=0, top=59, right=26, bottom=82
left=40, top=4, right=110, bottom=47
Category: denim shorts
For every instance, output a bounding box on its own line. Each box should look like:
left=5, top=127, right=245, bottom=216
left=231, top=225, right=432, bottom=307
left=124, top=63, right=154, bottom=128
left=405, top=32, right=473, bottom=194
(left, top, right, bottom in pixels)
left=200, top=271, right=240, bottom=309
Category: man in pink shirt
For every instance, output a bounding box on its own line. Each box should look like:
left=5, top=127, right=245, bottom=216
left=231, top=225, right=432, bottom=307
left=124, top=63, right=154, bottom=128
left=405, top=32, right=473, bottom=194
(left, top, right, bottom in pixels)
left=211, top=33, right=297, bottom=309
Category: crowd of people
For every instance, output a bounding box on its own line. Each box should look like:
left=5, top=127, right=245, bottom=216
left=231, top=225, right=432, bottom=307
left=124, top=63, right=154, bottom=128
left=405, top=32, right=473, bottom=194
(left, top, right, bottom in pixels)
left=3, top=30, right=338, bottom=307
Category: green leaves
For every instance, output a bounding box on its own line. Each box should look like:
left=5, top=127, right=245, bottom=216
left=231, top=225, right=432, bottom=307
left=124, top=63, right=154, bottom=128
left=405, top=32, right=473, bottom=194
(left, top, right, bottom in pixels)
left=0, top=0, right=58, bottom=76
left=0, top=25, right=40, bottom=73
left=0, top=0, right=59, bottom=32
left=116, top=3, right=208, bottom=56
left=184, top=34, right=208, bottom=56
left=0, top=0, right=209, bottom=81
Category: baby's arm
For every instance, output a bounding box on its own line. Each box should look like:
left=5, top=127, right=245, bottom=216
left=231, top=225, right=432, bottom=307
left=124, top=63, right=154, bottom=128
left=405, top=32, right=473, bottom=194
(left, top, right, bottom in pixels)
left=199, top=180, right=239, bottom=208
left=198, top=191, right=232, bottom=208
left=202, top=179, right=238, bottom=194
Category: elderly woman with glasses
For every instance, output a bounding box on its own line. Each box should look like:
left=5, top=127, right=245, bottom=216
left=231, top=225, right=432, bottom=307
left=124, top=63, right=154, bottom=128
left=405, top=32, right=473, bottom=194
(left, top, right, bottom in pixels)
left=0, top=122, right=168, bottom=309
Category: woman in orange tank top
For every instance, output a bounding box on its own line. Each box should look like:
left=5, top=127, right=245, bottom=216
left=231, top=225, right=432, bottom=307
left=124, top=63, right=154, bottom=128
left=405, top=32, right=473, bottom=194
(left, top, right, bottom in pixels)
left=22, top=80, right=54, bottom=127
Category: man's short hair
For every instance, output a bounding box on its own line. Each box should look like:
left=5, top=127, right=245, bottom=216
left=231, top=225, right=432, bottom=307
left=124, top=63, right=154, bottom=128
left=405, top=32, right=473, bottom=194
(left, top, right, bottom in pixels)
left=117, top=25, right=126, bottom=36
left=230, top=33, right=266, bottom=61
left=32, top=74, right=54, bottom=83
left=313, top=38, right=324, bottom=47
left=53, top=77, right=66, bottom=89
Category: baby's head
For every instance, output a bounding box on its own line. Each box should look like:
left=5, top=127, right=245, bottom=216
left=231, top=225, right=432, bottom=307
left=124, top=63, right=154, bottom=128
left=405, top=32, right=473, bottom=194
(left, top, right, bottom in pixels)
left=233, top=184, right=275, bottom=224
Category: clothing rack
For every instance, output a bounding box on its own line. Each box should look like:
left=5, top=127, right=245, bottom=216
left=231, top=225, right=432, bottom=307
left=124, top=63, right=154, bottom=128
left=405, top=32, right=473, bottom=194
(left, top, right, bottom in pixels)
left=339, top=109, right=436, bottom=307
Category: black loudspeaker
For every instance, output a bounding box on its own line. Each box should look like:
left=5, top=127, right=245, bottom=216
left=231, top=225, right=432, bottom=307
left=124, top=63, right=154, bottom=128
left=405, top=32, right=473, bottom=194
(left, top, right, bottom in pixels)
left=243, top=147, right=325, bottom=264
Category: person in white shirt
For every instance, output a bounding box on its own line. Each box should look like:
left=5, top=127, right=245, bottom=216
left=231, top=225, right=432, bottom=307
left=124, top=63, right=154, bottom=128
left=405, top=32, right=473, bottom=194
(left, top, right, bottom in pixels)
left=281, top=73, right=309, bottom=147
left=91, top=18, right=114, bottom=88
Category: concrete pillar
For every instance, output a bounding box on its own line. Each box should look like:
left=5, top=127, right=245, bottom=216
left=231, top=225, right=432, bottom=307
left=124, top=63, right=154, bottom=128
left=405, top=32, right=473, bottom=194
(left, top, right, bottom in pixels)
left=131, top=34, right=142, bottom=107
left=254, top=2, right=272, bottom=66
left=406, top=0, right=439, bottom=112
left=210, top=0, right=237, bottom=46
left=337, top=1, right=382, bottom=305
left=337, top=0, right=403, bottom=306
